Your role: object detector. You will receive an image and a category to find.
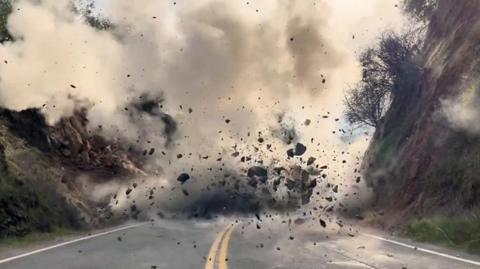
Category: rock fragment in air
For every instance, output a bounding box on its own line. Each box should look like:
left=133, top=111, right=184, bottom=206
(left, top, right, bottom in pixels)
left=177, top=173, right=190, bottom=184
left=247, top=166, right=268, bottom=183
left=294, top=143, right=307, bottom=156
left=287, top=143, right=307, bottom=157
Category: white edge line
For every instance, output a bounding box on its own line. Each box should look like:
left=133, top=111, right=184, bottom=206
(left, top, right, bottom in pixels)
left=0, top=222, right=147, bottom=264
left=362, top=233, right=480, bottom=267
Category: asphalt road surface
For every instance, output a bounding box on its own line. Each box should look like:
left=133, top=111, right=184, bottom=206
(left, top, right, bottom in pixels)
left=1, top=218, right=479, bottom=269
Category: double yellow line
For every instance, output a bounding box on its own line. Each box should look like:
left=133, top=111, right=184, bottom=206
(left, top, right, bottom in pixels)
left=205, top=224, right=236, bottom=269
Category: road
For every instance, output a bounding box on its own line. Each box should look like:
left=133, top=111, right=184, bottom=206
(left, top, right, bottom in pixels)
left=0, top=218, right=479, bottom=269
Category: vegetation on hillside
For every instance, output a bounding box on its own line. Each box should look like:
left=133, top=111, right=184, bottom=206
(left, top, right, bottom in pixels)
left=75, top=0, right=113, bottom=31
left=0, top=129, right=85, bottom=239
left=0, top=168, right=84, bottom=239
left=403, top=0, right=438, bottom=22
left=0, top=0, right=12, bottom=42
left=404, top=211, right=480, bottom=254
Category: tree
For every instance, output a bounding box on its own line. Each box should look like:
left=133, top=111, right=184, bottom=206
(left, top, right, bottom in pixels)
left=377, top=31, right=422, bottom=97
left=403, top=0, right=438, bottom=22
left=344, top=69, right=391, bottom=128
left=73, top=0, right=113, bottom=31
left=0, top=0, right=111, bottom=44
left=344, top=31, right=422, bottom=128
left=0, top=0, right=12, bottom=43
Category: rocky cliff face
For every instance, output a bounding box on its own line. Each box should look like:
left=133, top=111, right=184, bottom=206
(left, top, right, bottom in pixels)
left=1, top=108, right=145, bottom=177
left=363, top=0, right=480, bottom=224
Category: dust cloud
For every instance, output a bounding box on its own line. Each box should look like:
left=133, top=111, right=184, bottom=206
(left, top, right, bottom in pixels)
left=440, top=78, right=480, bottom=134
left=0, top=0, right=406, bottom=217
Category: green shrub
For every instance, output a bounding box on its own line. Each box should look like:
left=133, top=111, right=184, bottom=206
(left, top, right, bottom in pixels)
left=404, top=211, right=480, bottom=254
left=0, top=167, right=84, bottom=239
left=0, top=0, right=12, bottom=42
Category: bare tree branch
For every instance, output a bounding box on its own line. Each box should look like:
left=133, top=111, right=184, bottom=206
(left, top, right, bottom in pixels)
left=344, top=30, right=421, bottom=128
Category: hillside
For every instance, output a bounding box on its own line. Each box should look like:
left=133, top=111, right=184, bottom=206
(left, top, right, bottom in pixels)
left=363, top=0, right=480, bottom=225
left=0, top=107, right=145, bottom=239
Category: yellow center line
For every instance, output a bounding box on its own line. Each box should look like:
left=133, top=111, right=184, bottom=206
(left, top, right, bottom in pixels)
left=205, top=225, right=232, bottom=269
left=218, top=225, right=236, bottom=269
